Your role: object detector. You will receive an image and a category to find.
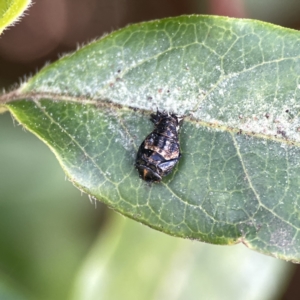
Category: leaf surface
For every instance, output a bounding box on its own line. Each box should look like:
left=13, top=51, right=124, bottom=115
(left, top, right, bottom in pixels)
left=3, top=15, right=300, bottom=262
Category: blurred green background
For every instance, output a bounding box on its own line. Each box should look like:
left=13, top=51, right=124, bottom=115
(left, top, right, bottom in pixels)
left=1, top=0, right=300, bottom=299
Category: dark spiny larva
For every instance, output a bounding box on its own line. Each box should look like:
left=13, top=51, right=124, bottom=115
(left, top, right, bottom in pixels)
left=135, top=111, right=182, bottom=182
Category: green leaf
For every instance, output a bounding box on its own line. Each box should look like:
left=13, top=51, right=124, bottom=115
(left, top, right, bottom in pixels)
left=0, top=0, right=32, bottom=34
left=2, top=15, right=300, bottom=262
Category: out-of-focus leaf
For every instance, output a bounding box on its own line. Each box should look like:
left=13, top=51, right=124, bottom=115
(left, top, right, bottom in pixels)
left=0, top=273, right=30, bottom=300
left=0, top=0, right=32, bottom=34
left=70, top=214, right=295, bottom=300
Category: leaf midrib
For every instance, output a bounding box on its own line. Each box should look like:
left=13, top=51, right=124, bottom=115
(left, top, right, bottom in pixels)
left=10, top=94, right=298, bottom=232
left=3, top=91, right=300, bottom=148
